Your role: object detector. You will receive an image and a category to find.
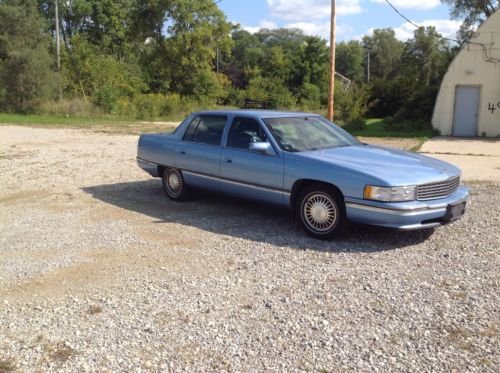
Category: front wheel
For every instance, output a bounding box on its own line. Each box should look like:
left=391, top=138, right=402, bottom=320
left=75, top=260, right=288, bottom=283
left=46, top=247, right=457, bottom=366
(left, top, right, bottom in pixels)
left=297, top=184, right=348, bottom=240
left=162, top=168, right=188, bottom=201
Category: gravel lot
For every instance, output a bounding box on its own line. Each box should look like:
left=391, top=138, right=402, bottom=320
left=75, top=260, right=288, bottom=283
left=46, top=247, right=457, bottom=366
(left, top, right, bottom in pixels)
left=0, top=126, right=498, bottom=372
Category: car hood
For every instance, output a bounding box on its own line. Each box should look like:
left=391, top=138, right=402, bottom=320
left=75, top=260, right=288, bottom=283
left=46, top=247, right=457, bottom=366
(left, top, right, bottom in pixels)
left=295, top=144, right=461, bottom=186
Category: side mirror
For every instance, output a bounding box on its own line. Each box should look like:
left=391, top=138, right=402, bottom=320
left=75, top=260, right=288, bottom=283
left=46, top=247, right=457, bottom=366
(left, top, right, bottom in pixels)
left=249, top=142, right=276, bottom=156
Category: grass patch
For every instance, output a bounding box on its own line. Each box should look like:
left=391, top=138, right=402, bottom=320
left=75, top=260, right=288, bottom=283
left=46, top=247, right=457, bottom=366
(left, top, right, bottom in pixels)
left=0, top=113, right=178, bottom=135
left=348, top=118, right=433, bottom=139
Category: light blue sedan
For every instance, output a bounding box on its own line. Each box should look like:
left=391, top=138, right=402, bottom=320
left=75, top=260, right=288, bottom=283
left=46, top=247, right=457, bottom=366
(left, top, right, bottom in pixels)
left=137, top=110, right=469, bottom=239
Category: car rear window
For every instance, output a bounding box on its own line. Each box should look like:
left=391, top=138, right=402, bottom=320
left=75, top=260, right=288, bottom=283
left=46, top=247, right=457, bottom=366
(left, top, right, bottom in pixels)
left=183, top=115, right=227, bottom=146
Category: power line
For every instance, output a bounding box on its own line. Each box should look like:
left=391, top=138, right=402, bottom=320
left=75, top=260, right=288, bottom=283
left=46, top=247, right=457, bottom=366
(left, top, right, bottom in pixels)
left=383, top=0, right=499, bottom=63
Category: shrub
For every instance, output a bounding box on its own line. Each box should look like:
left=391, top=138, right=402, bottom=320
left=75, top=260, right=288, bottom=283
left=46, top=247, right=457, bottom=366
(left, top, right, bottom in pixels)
left=334, top=82, right=369, bottom=127
left=38, top=98, right=100, bottom=116
left=298, top=83, right=321, bottom=110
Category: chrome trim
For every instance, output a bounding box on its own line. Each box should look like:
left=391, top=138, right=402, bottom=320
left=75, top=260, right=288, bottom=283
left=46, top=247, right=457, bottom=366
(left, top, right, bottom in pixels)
left=417, top=176, right=460, bottom=201
left=183, top=171, right=286, bottom=194
left=345, top=202, right=447, bottom=216
left=137, top=157, right=158, bottom=167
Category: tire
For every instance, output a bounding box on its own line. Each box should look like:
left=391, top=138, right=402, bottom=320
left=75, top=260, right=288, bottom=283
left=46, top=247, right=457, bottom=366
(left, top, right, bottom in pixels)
left=162, top=168, right=188, bottom=201
left=297, top=183, right=348, bottom=240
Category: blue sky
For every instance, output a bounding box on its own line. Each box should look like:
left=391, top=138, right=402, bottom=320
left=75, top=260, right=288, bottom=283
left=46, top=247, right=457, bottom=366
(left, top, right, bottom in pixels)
left=218, top=0, right=461, bottom=41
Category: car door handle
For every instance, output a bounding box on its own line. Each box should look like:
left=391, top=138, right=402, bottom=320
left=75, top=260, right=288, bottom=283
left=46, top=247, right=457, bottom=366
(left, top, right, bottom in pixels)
left=223, top=158, right=232, bottom=163
left=179, top=150, right=186, bottom=155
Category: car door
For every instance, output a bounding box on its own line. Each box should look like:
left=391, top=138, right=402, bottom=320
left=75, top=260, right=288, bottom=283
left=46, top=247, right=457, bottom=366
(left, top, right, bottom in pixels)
left=220, top=116, right=284, bottom=205
left=175, top=114, right=227, bottom=190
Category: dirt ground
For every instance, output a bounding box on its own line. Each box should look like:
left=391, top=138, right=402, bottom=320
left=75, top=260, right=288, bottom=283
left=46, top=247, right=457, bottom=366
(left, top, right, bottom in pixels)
left=0, top=126, right=498, bottom=372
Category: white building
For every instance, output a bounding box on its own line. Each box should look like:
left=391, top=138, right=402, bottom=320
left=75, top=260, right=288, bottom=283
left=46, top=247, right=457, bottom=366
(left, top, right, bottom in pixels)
left=432, top=9, right=500, bottom=137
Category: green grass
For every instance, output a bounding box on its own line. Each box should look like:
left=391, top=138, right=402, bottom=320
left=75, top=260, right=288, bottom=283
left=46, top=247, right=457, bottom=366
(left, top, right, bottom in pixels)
left=348, top=118, right=434, bottom=139
left=0, top=114, right=435, bottom=140
left=0, top=113, right=178, bottom=134
left=0, top=113, right=133, bottom=126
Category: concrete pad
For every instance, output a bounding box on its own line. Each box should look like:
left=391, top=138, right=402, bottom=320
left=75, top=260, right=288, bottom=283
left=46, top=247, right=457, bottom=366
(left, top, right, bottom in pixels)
left=424, top=153, right=500, bottom=182
left=419, top=137, right=500, bottom=182
left=420, top=137, right=500, bottom=156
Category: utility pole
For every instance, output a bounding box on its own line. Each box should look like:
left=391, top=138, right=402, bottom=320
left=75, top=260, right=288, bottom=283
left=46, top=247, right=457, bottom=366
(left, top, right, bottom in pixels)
left=54, top=0, right=62, bottom=100
left=327, top=0, right=336, bottom=122
left=55, top=0, right=60, bottom=71
left=216, top=47, right=220, bottom=73
left=366, top=46, right=371, bottom=83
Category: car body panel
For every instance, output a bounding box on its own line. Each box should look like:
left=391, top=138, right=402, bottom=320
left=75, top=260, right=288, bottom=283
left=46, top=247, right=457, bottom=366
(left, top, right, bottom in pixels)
left=137, top=110, right=470, bottom=230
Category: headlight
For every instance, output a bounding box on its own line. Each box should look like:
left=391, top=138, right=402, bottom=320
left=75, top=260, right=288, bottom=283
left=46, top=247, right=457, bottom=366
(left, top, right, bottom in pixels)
left=364, top=185, right=416, bottom=202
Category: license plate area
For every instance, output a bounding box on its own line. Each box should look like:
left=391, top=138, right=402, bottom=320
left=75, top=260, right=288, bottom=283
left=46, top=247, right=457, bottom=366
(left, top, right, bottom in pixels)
left=445, top=202, right=466, bottom=221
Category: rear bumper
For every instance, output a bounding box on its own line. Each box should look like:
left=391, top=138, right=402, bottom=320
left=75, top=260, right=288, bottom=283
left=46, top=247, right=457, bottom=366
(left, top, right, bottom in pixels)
left=137, top=157, right=159, bottom=177
left=345, top=185, right=470, bottom=230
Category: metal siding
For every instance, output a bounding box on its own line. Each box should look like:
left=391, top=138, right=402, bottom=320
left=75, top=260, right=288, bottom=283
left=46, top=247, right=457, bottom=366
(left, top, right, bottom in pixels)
left=432, top=10, right=500, bottom=137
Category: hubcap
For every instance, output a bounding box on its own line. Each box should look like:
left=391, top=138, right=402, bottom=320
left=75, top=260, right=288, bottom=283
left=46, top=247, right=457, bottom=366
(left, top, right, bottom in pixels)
left=166, top=170, right=182, bottom=196
left=303, top=193, right=337, bottom=232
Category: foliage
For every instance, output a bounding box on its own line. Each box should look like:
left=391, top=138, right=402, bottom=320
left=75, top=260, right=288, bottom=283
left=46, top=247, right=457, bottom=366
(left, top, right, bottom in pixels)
left=335, top=40, right=365, bottom=83
left=366, top=27, right=453, bottom=123
left=334, top=82, right=369, bottom=129
left=0, top=0, right=473, bottom=134
left=0, top=1, right=57, bottom=112
left=363, top=29, right=404, bottom=79
left=441, top=0, right=499, bottom=42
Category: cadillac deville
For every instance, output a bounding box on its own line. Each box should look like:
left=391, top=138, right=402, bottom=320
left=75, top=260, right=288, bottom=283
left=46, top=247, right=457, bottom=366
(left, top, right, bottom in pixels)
left=137, top=111, right=469, bottom=239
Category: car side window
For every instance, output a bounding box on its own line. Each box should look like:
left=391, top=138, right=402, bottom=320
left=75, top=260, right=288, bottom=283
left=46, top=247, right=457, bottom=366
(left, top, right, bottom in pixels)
left=227, top=117, right=268, bottom=150
left=182, top=115, right=227, bottom=146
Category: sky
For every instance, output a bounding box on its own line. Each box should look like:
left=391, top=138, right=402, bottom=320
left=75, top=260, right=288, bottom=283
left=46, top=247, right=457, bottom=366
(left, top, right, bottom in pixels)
left=218, top=0, right=462, bottom=41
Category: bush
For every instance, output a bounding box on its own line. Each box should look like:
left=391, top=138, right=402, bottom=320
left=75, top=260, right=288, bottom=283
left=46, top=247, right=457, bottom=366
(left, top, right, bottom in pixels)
left=114, top=93, right=209, bottom=121
left=334, top=82, right=369, bottom=127
left=298, top=83, right=321, bottom=110
left=244, top=76, right=296, bottom=109
left=38, top=98, right=100, bottom=116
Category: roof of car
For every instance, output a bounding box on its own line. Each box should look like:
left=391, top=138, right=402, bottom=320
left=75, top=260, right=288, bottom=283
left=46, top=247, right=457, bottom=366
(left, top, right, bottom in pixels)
left=191, top=110, right=320, bottom=118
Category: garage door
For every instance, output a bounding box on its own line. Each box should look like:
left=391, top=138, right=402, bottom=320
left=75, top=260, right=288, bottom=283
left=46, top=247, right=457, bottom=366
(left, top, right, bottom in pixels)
left=452, top=86, right=480, bottom=137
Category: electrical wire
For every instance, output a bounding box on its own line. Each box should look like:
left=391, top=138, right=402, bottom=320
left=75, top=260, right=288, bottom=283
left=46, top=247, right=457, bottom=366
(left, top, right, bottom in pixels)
left=384, top=0, right=500, bottom=63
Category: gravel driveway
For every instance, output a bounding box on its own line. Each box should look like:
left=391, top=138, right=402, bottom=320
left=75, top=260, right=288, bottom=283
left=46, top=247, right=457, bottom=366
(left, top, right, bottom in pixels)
left=0, top=126, right=498, bottom=372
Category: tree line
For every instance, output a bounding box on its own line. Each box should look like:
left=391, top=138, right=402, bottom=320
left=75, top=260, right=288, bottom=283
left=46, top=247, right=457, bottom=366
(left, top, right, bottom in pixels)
left=0, top=0, right=497, bottom=127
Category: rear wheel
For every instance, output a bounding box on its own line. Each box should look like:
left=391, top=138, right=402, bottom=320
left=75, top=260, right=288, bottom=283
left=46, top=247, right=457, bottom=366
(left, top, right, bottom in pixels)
left=162, top=168, right=188, bottom=201
left=297, top=184, right=347, bottom=239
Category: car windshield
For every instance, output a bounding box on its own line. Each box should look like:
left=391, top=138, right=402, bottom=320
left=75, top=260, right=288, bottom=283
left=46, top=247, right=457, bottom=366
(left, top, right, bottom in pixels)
left=263, top=116, right=360, bottom=152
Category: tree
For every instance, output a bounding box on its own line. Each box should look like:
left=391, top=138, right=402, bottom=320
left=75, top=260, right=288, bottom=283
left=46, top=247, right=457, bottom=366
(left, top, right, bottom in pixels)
left=362, top=28, right=404, bottom=79
left=335, top=40, right=365, bottom=83
left=441, top=0, right=499, bottom=41
left=403, top=26, right=451, bottom=87
left=393, top=27, right=453, bottom=122
left=135, top=0, right=233, bottom=99
left=0, top=1, right=57, bottom=112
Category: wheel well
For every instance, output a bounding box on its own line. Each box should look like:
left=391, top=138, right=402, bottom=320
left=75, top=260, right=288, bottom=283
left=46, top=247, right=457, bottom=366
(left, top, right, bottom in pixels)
left=290, top=179, right=344, bottom=210
left=157, top=165, right=166, bottom=178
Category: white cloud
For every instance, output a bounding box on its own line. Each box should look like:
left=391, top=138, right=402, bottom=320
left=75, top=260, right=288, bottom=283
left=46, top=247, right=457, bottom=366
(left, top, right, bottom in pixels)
left=242, top=20, right=353, bottom=41
left=393, top=19, right=462, bottom=40
left=371, top=0, right=440, bottom=10
left=267, top=0, right=362, bottom=21
left=286, top=22, right=353, bottom=40
left=242, top=19, right=278, bottom=34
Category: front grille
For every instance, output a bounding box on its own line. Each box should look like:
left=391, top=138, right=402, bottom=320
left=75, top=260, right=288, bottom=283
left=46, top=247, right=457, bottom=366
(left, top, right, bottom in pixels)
left=417, top=176, right=460, bottom=200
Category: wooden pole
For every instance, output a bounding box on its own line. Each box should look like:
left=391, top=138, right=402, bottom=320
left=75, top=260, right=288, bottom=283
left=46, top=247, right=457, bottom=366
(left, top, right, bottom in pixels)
left=367, top=46, right=371, bottom=83
left=327, top=0, right=336, bottom=122
left=55, top=0, right=62, bottom=101
left=55, top=0, right=60, bottom=71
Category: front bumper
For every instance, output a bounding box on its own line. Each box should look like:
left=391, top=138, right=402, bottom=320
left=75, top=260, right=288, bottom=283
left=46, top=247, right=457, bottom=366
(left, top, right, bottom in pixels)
left=345, top=185, right=470, bottom=230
